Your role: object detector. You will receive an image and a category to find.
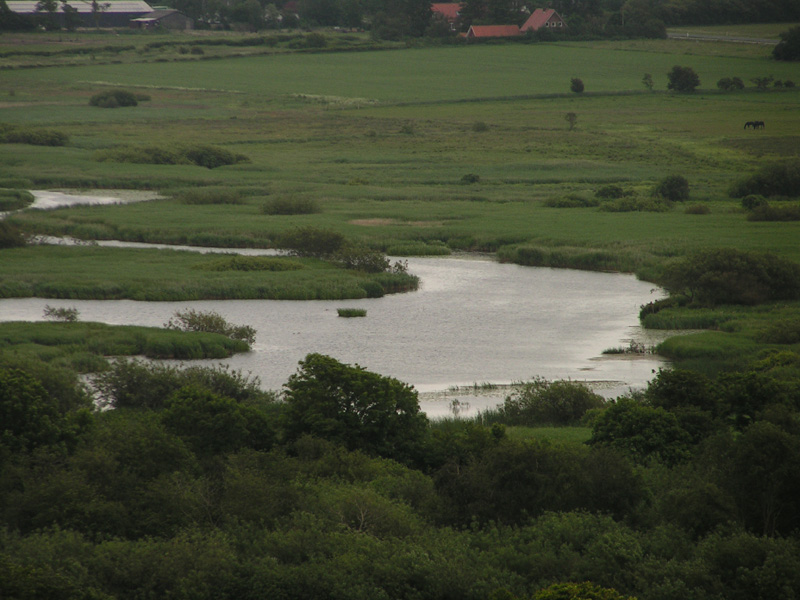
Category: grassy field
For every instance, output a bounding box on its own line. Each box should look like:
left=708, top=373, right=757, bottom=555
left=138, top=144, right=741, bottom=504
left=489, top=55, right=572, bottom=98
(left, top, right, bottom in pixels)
left=1, top=33, right=799, bottom=373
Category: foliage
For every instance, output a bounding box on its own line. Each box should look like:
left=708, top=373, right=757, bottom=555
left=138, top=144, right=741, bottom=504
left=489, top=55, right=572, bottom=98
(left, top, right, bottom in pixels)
left=565, top=112, right=577, bottom=130
left=277, top=226, right=346, bottom=257
left=89, top=89, right=139, bottom=108
left=729, top=161, right=800, bottom=198
left=194, top=255, right=304, bottom=272
left=751, top=75, right=775, bottom=90
left=532, top=582, right=635, bottom=600
left=43, top=304, right=79, bottom=322
left=588, top=397, right=693, bottom=466
left=660, top=248, right=800, bottom=305
left=94, top=359, right=270, bottom=410
left=498, top=377, right=606, bottom=426
left=653, top=174, right=689, bottom=202
left=641, top=73, right=653, bottom=90
left=570, top=78, right=584, bottom=94
left=0, top=222, right=26, bottom=249
left=746, top=202, right=800, bottom=222
left=594, top=184, right=628, bottom=199
left=95, top=144, right=249, bottom=169
left=331, top=244, right=390, bottom=272
left=716, top=76, right=744, bottom=91
left=666, top=65, right=700, bottom=92
left=0, top=189, right=34, bottom=212
left=544, top=195, right=598, bottom=208
left=283, top=353, right=428, bottom=463
left=773, top=26, right=800, bottom=61
left=597, top=196, right=672, bottom=212
left=174, top=187, right=243, bottom=205
left=0, top=123, right=68, bottom=146
left=164, top=308, right=256, bottom=344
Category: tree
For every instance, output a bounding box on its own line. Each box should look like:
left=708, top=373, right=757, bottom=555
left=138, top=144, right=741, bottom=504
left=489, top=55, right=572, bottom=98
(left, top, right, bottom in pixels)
left=641, top=72, right=653, bottom=90
left=570, top=78, right=585, bottom=93
left=751, top=75, right=774, bottom=90
left=666, top=65, right=700, bottom=92
left=283, top=354, right=428, bottom=463
left=500, top=377, right=605, bottom=426
left=565, top=112, right=578, bottom=131
left=532, top=582, right=635, bottom=600
left=60, top=0, right=80, bottom=30
left=773, top=26, right=800, bottom=61
left=34, top=0, right=60, bottom=29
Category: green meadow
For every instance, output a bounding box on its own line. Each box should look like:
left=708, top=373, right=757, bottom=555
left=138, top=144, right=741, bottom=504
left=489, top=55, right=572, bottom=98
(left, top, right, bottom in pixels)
left=1, top=30, right=799, bottom=370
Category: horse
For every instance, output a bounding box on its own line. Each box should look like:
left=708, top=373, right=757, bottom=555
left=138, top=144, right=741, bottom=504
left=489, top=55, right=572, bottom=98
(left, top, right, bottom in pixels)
left=754, top=121, right=765, bottom=129
left=744, top=121, right=755, bottom=129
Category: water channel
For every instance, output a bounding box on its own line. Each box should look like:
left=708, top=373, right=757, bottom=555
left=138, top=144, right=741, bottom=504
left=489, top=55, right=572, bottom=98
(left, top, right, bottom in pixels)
left=1, top=190, right=671, bottom=418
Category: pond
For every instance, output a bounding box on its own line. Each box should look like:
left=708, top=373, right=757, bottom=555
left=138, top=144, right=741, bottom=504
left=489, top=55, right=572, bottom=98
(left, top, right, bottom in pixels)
left=0, top=248, right=669, bottom=418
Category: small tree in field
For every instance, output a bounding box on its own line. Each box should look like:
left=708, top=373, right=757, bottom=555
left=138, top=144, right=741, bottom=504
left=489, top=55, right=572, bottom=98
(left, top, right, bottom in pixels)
left=653, top=174, right=689, bottom=202
left=565, top=112, right=578, bottom=131
left=570, top=77, right=584, bottom=94
left=667, top=65, right=700, bottom=92
left=751, top=75, right=775, bottom=90
left=642, top=73, right=654, bottom=90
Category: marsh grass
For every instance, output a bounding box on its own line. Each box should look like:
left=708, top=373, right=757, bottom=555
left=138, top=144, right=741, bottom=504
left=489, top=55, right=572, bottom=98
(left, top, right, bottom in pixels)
left=0, top=189, right=34, bottom=211
left=337, top=308, right=367, bottom=317
left=175, top=187, right=244, bottom=205
left=0, top=321, right=249, bottom=366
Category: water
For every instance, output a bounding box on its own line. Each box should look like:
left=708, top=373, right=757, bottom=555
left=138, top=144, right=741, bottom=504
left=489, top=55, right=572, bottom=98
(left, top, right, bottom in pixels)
left=1, top=191, right=670, bottom=417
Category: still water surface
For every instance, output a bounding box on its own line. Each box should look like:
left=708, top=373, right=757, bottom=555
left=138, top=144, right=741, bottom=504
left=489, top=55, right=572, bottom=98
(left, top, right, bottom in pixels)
left=2, top=190, right=669, bottom=417
left=0, top=255, right=668, bottom=417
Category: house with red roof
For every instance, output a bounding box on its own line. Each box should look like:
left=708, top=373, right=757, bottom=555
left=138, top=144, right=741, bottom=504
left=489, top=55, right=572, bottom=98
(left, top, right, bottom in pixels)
left=431, top=3, right=461, bottom=23
left=465, top=24, right=521, bottom=38
left=520, top=8, right=566, bottom=32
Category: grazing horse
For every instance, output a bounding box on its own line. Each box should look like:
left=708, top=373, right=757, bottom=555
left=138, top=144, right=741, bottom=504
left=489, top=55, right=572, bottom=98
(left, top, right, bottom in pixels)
left=754, top=121, right=765, bottom=129
left=744, top=121, right=755, bottom=129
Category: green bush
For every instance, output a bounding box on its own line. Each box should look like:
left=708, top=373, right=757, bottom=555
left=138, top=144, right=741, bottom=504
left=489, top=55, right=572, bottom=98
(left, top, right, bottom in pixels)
left=95, top=144, right=249, bottom=169
left=164, top=309, right=256, bottom=344
left=278, top=226, right=346, bottom=257
left=747, top=203, right=800, bottom=221
left=0, top=222, right=26, bottom=248
left=89, top=89, right=139, bottom=108
left=667, top=65, right=700, bottom=92
left=773, top=26, right=800, bottom=61
left=183, top=145, right=249, bottom=169
left=598, top=196, right=672, bottom=212
left=684, top=204, right=710, bottom=215
left=595, top=184, right=629, bottom=199
left=741, top=194, right=768, bottom=210
left=337, top=308, right=367, bottom=317
left=653, top=174, right=690, bottom=202
left=729, top=161, right=800, bottom=198
left=0, top=123, right=68, bottom=146
left=660, top=248, right=800, bottom=305
left=496, top=377, right=606, bottom=426
left=304, top=32, right=327, bottom=48
left=261, top=196, right=320, bottom=215
left=544, top=195, right=599, bottom=208
left=332, top=245, right=390, bottom=273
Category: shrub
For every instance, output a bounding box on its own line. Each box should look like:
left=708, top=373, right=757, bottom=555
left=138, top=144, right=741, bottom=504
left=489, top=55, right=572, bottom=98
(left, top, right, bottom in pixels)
left=717, top=77, right=744, bottom=91
left=598, top=196, right=672, bottom=212
left=304, top=32, right=327, bottom=48
left=95, top=144, right=249, bottom=169
left=570, top=77, right=584, bottom=93
left=0, top=222, right=26, bottom=248
left=741, top=194, right=768, bottom=210
left=89, top=89, right=138, bottom=108
left=653, top=174, right=690, bottom=202
left=0, top=124, right=68, bottom=146
left=261, top=196, right=320, bottom=215
left=497, top=377, right=605, bottom=426
left=747, top=203, right=800, bottom=221
left=183, top=144, right=249, bottom=169
left=751, top=75, right=774, bottom=90
left=684, top=204, right=710, bottom=215
left=660, top=248, right=800, bottom=305
left=461, top=173, right=480, bottom=184
left=164, top=309, right=256, bottom=344
left=43, top=305, right=79, bottom=322
left=667, top=65, right=700, bottom=92
left=729, top=161, right=800, bottom=198
left=277, top=226, right=345, bottom=257
left=332, top=244, right=390, bottom=273
left=595, top=184, right=627, bottom=199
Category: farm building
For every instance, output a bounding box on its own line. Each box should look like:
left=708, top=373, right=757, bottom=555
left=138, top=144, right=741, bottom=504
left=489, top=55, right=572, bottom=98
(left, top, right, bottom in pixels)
left=465, top=24, right=520, bottom=38
left=5, top=0, right=153, bottom=27
left=520, top=8, right=566, bottom=32
left=129, top=8, right=193, bottom=29
left=431, top=2, right=461, bottom=29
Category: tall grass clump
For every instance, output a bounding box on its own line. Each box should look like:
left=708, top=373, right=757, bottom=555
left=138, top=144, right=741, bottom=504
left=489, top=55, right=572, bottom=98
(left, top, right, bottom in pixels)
left=261, top=196, right=320, bottom=215
left=0, top=123, right=68, bottom=146
left=0, top=222, right=26, bottom=248
left=164, top=308, right=256, bottom=344
left=385, top=242, right=451, bottom=256
left=598, top=196, right=673, bottom=212
left=337, top=308, right=366, bottom=317
left=544, top=194, right=599, bottom=208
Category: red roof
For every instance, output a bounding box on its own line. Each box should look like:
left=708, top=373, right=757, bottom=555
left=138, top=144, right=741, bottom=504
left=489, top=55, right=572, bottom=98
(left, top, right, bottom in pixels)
left=431, top=3, right=461, bottom=21
left=521, top=8, right=565, bottom=32
left=466, top=25, right=520, bottom=38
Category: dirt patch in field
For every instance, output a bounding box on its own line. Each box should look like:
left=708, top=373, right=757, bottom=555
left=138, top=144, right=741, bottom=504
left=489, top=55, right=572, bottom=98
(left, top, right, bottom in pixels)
left=350, top=219, right=444, bottom=227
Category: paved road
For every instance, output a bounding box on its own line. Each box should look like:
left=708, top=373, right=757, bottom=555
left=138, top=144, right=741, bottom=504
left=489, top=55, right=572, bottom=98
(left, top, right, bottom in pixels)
left=667, top=32, right=777, bottom=45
